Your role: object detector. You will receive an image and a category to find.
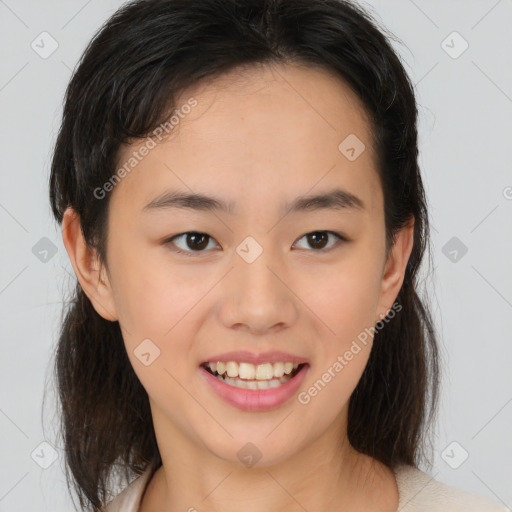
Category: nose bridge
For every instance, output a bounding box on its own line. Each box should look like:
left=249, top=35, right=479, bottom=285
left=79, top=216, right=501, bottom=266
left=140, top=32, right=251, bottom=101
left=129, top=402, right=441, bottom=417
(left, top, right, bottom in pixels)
left=234, top=238, right=281, bottom=303
left=219, top=239, right=297, bottom=332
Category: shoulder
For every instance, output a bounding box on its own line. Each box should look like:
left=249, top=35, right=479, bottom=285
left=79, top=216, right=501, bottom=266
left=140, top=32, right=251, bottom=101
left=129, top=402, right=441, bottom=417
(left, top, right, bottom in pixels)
left=102, top=467, right=154, bottom=512
left=393, top=464, right=510, bottom=512
left=100, top=463, right=510, bottom=512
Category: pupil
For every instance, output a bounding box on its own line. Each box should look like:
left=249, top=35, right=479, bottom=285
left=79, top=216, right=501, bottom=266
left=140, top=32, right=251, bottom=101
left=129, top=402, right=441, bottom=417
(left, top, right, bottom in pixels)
left=308, top=232, right=327, bottom=249
left=188, top=232, right=208, bottom=250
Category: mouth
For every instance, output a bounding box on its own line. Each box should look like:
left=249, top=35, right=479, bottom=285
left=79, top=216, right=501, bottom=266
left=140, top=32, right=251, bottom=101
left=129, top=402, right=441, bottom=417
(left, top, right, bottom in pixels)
left=200, top=361, right=308, bottom=390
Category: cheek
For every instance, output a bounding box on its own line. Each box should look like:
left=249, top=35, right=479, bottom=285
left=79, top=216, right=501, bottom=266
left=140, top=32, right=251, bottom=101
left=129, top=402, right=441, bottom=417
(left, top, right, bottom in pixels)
left=305, top=249, right=383, bottom=346
left=109, top=243, right=204, bottom=331
left=112, top=255, right=206, bottom=404
left=297, top=259, right=380, bottom=419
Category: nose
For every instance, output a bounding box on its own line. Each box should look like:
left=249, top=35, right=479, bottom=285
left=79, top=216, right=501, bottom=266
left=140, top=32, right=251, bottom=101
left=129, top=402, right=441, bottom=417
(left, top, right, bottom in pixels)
left=217, top=249, right=299, bottom=335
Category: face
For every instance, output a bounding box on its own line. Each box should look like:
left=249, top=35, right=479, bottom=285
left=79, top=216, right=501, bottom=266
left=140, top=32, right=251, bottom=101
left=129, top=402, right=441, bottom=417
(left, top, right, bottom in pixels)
left=66, top=62, right=412, bottom=468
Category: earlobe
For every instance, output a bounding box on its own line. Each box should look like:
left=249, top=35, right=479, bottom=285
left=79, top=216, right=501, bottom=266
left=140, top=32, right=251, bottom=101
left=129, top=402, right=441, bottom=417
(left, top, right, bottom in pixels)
left=61, top=207, right=118, bottom=322
left=376, top=216, right=415, bottom=322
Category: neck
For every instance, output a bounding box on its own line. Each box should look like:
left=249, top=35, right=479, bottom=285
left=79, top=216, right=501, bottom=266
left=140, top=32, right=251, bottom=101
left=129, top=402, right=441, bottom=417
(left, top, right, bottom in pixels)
left=139, top=404, right=398, bottom=512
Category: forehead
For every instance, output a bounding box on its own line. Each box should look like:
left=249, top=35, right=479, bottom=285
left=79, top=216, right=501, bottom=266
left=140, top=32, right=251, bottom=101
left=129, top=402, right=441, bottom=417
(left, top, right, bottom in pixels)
left=110, top=61, right=382, bottom=219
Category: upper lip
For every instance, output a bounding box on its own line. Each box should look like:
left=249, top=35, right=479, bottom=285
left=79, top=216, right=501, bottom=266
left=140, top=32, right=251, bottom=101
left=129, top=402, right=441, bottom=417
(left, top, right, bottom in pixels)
left=200, top=350, right=309, bottom=366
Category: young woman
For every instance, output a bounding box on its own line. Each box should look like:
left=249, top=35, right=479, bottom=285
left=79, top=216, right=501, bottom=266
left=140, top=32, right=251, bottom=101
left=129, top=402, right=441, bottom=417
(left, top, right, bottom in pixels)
left=49, top=0, right=509, bottom=511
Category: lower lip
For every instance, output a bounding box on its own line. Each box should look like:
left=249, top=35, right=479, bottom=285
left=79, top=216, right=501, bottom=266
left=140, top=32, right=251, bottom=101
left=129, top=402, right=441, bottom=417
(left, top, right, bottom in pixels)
left=199, top=364, right=309, bottom=412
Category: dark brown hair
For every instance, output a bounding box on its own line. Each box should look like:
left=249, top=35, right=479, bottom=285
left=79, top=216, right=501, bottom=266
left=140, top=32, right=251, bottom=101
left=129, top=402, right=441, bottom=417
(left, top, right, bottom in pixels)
left=48, top=0, right=440, bottom=510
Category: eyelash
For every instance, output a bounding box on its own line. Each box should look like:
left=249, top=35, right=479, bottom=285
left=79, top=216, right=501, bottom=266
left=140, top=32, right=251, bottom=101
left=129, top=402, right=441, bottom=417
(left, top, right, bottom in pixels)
left=165, top=230, right=348, bottom=257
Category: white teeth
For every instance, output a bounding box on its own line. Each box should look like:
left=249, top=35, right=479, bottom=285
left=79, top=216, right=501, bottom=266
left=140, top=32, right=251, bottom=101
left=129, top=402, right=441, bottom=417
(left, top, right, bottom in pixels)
left=246, top=380, right=258, bottom=390
left=256, top=379, right=270, bottom=389
left=239, top=362, right=256, bottom=379
left=207, top=360, right=303, bottom=380
left=216, top=373, right=287, bottom=390
left=273, top=362, right=285, bottom=377
left=216, top=361, right=225, bottom=375
left=226, top=361, right=238, bottom=378
left=207, top=360, right=306, bottom=391
left=255, top=363, right=274, bottom=380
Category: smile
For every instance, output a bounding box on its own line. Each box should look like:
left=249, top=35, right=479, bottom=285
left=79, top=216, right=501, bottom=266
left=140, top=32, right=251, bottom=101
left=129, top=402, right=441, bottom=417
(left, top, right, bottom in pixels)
left=199, top=361, right=310, bottom=411
left=201, top=361, right=305, bottom=390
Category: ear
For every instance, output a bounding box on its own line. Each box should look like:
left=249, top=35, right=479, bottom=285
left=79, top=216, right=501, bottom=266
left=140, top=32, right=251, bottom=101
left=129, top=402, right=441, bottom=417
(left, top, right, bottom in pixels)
left=61, top=207, right=118, bottom=322
left=376, top=216, right=415, bottom=322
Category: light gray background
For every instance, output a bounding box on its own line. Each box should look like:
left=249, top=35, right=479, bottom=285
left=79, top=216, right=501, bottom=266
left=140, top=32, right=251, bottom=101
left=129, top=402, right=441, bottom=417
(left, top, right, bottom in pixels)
left=1, top=0, right=511, bottom=510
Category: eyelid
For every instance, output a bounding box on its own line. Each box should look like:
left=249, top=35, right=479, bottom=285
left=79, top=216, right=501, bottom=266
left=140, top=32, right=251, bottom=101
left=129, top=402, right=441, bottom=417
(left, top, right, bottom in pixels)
left=165, top=230, right=348, bottom=257
left=166, top=232, right=220, bottom=257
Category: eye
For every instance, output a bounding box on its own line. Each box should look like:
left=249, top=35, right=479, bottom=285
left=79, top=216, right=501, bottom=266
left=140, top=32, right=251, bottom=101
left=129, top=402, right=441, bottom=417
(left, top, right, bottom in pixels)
left=167, top=232, right=220, bottom=256
left=293, top=231, right=347, bottom=251
left=166, top=230, right=347, bottom=257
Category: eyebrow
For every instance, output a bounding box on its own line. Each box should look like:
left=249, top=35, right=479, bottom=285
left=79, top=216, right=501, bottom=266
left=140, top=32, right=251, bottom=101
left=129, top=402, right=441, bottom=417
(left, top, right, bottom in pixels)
left=142, top=188, right=365, bottom=215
